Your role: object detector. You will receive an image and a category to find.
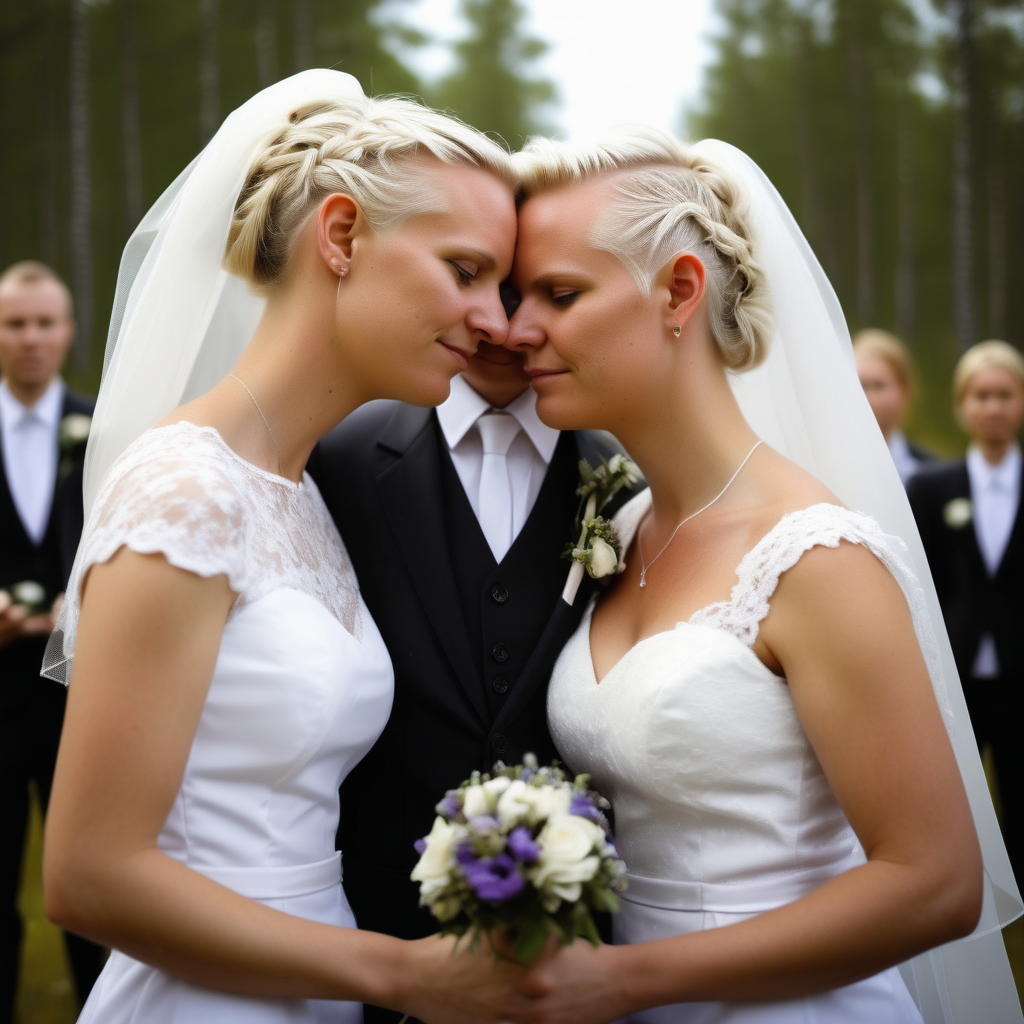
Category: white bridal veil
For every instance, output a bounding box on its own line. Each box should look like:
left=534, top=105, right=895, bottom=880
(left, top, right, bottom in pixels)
left=695, top=139, right=1023, bottom=1023
left=49, top=64, right=1019, bottom=1021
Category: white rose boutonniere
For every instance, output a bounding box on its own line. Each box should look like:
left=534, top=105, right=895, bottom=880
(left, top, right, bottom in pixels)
left=944, top=497, right=973, bottom=530
left=562, top=454, right=641, bottom=605
left=58, top=412, right=92, bottom=481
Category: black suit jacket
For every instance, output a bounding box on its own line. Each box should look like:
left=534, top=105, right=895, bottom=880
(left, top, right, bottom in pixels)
left=907, top=458, right=1024, bottom=682
left=0, top=389, right=93, bottom=710
left=309, top=400, right=641, bottom=942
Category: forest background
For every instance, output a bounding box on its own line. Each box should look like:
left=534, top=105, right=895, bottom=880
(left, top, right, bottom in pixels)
left=0, top=0, right=1022, bottom=444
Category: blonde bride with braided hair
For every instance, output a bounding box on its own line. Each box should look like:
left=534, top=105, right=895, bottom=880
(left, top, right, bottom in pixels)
left=501, top=127, right=1021, bottom=1023
left=39, top=70, right=538, bottom=1024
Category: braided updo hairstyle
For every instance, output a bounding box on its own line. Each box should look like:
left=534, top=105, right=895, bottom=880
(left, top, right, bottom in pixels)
left=225, top=95, right=516, bottom=289
left=513, top=128, right=773, bottom=371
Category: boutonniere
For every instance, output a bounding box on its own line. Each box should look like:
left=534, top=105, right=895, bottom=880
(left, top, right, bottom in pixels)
left=6, top=580, right=49, bottom=614
left=943, top=497, right=972, bottom=530
left=561, top=453, right=641, bottom=605
left=58, top=412, right=91, bottom=481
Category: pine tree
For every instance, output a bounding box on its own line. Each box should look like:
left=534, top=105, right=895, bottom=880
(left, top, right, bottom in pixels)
left=434, top=0, right=555, bottom=146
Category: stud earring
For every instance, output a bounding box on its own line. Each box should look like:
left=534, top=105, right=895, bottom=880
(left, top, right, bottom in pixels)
left=338, top=266, right=347, bottom=278
left=672, top=325, right=681, bottom=337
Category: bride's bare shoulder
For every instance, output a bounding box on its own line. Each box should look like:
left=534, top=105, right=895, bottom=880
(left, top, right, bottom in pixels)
left=745, top=444, right=843, bottom=536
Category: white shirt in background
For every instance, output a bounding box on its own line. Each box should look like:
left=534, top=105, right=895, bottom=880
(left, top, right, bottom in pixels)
left=966, top=443, right=1021, bottom=678
left=887, top=430, right=921, bottom=486
left=0, top=377, right=64, bottom=545
left=436, top=375, right=560, bottom=560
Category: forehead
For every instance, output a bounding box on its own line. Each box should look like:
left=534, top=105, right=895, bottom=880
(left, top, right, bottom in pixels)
left=967, top=363, right=1024, bottom=391
left=405, top=158, right=515, bottom=229
left=518, top=173, right=621, bottom=242
left=0, top=278, right=71, bottom=318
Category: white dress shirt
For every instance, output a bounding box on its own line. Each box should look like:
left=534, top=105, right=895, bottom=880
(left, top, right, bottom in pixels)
left=0, top=378, right=64, bottom=545
left=966, top=443, right=1021, bottom=678
left=887, top=430, right=921, bottom=487
left=436, top=375, right=560, bottom=559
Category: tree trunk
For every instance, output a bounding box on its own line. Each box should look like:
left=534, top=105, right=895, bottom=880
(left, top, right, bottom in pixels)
left=199, top=0, right=220, bottom=145
left=795, top=22, right=819, bottom=249
left=37, top=0, right=59, bottom=265
left=847, top=7, right=875, bottom=324
left=895, top=93, right=916, bottom=345
left=952, top=0, right=975, bottom=352
left=121, top=0, right=144, bottom=234
left=69, top=0, right=93, bottom=373
left=987, top=115, right=1006, bottom=339
left=293, top=0, right=312, bottom=72
left=256, top=0, right=278, bottom=88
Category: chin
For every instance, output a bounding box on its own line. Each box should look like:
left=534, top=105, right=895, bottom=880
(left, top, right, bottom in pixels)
left=533, top=391, right=593, bottom=432
left=396, top=372, right=454, bottom=409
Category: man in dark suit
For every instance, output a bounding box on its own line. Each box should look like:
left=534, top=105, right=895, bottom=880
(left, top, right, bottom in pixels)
left=907, top=339, right=1024, bottom=888
left=310, top=297, right=640, bottom=1023
left=0, top=261, right=102, bottom=1022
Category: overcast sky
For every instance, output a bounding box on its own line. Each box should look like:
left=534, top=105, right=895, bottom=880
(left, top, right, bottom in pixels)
left=392, top=0, right=719, bottom=140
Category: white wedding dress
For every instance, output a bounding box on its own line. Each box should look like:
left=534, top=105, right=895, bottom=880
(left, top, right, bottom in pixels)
left=61, top=421, right=394, bottom=1024
left=549, top=490, right=927, bottom=1024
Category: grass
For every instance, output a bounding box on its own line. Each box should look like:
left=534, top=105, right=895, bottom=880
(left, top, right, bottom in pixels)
left=13, top=777, right=1024, bottom=1022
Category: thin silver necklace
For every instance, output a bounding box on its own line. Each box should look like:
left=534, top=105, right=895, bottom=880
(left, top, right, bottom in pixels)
left=228, top=373, right=283, bottom=475
left=638, top=440, right=762, bottom=588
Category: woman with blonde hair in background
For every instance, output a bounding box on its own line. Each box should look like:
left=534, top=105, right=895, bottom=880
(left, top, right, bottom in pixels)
left=499, top=128, right=1021, bottom=1022
left=908, top=339, right=1024, bottom=893
left=39, top=70, right=538, bottom=1024
left=854, top=329, right=937, bottom=486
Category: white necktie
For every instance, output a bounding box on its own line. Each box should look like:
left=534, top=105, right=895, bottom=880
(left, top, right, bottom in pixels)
left=477, top=411, right=521, bottom=562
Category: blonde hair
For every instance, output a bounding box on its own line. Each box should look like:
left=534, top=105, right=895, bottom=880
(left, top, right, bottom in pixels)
left=513, top=127, right=773, bottom=371
left=853, top=328, right=914, bottom=397
left=225, top=95, right=516, bottom=288
left=0, top=260, right=73, bottom=317
left=954, top=339, right=1024, bottom=406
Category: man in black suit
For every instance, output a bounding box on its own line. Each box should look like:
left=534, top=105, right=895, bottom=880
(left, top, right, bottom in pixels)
left=311, top=299, right=640, bottom=1022
left=0, top=262, right=102, bottom=1022
left=907, top=339, right=1024, bottom=887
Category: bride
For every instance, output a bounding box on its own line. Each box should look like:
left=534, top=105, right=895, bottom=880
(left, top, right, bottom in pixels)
left=38, top=70, right=536, bottom=1024
left=503, top=129, right=1023, bottom=1023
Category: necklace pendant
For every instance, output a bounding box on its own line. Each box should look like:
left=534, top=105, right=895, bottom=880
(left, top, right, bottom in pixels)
left=639, top=572, right=647, bottom=588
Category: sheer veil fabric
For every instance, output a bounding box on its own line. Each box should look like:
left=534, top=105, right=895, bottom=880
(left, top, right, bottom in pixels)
left=43, top=70, right=365, bottom=683
left=692, top=140, right=1021, bottom=1022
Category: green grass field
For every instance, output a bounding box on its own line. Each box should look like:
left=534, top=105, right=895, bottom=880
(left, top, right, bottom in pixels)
left=14, top=785, right=1024, bottom=1022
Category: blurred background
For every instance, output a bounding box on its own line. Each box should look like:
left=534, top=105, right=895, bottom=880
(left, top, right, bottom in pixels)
left=1, top=0, right=1022, bottom=1019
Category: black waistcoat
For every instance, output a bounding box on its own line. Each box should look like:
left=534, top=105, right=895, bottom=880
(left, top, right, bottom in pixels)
left=437, top=424, right=581, bottom=729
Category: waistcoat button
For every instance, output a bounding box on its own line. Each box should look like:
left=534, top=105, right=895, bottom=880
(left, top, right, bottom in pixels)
left=492, top=675, right=509, bottom=694
left=492, top=643, right=510, bottom=663
left=491, top=733, right=508, bottom=754
left=491, top=584, right=509, bottom=603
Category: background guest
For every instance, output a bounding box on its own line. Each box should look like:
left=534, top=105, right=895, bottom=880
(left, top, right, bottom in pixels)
left=0, top=261, right=101, bottom=1022
left=854, top=328, right=937, bottom=485
left=907, top=339, right=1024, bottom=886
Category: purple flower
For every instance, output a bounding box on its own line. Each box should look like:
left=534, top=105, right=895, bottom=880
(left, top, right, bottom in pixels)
left=436, top=792, right=462, bottom=821
left=414, top=838, right=427, bottom=855
left=468, top=815, right=501, bottom=833
left=456, top=841, right=479, bottom=867
left=462, top=853, right=525, bottom=903
left=507, top=826, right=540, bottom=864
left=570, top=794, right=602, bottom=823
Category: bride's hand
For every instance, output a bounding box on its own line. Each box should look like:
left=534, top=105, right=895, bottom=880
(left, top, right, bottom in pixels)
left=395, top=932, right=542, bottom=1024
left=516, top=940, right=631, bottom=1024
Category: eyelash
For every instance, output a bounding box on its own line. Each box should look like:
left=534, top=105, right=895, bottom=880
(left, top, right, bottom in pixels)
left=552, top=291, right=578, bottom=308
left=449, top=261, right=475, bottom=285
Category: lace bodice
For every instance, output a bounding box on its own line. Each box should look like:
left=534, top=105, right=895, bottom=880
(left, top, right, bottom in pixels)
left=45, top=421, right=362, bottom=682
left=611, top=491, right=950, bottom=723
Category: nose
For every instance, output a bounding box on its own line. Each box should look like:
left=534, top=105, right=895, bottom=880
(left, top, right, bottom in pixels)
left=465, top=284, right=510, bottom=348
left=504, top=297, right=546, bottom=352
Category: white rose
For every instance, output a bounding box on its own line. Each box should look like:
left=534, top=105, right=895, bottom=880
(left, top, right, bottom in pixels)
left=943, top=497, right=972, bottom=530
left=530, top=814, right=604, bottom=900
left=482, top=776, right=512, bottom=801
left=523, top=784, right=571, bottom=825
left=588, top=537, right=619, bottom=578
left=411, top=816, right=461, bottom=900
left=462, top=784, right=490, bottom=819
left=495, top=779, right=532, bottom=824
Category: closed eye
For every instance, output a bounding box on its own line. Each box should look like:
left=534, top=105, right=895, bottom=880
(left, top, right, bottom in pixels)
left=552, top=290, right=579, bottom=308
left=449, top=260, right=477, bottom=285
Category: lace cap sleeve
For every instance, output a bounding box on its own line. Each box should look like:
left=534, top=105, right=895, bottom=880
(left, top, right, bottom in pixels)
left=43, top=424, right=249, bottom=683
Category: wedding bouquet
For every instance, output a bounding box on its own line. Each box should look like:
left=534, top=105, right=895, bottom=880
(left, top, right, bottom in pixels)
left=410, top=755, right=627, bottom=963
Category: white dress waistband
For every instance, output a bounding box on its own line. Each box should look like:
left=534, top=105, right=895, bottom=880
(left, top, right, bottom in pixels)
left=189, top=852, right=342, bottom=900
left=619, top=864, right=848, bottom=915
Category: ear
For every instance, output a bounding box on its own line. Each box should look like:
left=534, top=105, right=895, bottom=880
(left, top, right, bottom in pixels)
left=663, top=251, right=705, bottom=335
left=317, top=193, right=360, bottom=274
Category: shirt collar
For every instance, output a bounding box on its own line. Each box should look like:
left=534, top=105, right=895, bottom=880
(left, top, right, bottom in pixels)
left=967, top=443, right=1022, bottom=491
left=436, top=375, right=561, bottom=465
left=0, top=377, right=64, bottom=432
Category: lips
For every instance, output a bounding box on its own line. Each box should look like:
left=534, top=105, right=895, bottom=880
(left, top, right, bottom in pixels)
left=525, top=366, right=569, bottom=381
left=437, top=339, right=472, bottom=369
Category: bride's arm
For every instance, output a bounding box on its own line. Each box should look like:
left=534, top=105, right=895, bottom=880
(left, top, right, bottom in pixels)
left=520, top=540, right=982, bottom=1024
left=43, top=548, right=533, bottom=1022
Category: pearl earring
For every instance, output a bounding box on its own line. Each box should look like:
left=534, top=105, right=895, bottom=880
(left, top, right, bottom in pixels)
left=673, top=325, right=681, bottom=337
